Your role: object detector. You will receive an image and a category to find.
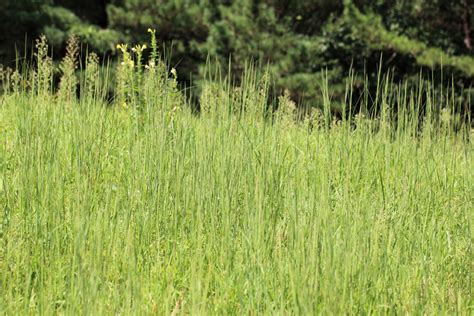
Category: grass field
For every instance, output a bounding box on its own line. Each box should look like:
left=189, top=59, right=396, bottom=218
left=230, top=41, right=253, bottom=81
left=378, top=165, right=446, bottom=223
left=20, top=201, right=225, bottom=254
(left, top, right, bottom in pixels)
left=0, top=37, right=473, bottom=314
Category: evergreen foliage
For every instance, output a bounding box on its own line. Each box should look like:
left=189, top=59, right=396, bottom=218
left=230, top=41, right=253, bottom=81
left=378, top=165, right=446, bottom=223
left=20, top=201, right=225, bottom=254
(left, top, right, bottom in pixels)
left=0, top=0, right=472, bottom=109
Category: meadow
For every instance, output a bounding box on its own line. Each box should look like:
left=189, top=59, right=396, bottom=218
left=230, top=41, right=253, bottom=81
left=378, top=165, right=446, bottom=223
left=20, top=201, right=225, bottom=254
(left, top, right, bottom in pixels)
left=0, top=35, right=472, bottom=314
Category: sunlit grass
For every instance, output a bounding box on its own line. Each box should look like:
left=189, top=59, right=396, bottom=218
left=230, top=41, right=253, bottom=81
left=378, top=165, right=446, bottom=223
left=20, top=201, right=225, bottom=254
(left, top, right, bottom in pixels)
left=0, top=35, right=472, bottom=314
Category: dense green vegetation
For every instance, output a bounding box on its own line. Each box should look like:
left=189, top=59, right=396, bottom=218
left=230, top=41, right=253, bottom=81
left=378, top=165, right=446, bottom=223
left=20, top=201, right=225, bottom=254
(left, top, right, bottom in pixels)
left=0, top=34, right=473, bottom=314
left=1, top=0, right=473, bottom=109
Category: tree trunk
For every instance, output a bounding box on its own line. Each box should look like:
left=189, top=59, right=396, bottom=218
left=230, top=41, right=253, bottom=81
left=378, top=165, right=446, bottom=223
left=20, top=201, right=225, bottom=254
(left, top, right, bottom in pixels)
left=462, top=0, right=472, bottom=50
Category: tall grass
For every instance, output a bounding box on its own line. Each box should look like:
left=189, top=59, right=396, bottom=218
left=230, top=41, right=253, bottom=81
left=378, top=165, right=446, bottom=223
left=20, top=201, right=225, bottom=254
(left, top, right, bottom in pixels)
left=0, top=35, right=472, bottom=314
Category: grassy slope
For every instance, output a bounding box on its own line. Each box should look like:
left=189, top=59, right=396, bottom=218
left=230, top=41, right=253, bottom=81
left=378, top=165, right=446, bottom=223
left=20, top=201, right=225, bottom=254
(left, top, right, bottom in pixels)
left=0, top=85, right=472, bottom=314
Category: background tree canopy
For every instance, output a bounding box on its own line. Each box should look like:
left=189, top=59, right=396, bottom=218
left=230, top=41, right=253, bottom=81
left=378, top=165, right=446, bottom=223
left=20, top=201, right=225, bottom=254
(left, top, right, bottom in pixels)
left=0, top=0, right=472, bottom=109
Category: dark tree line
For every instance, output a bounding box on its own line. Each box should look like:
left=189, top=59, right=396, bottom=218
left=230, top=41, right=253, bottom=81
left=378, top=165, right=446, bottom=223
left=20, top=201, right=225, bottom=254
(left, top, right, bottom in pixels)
left=0, top=0, right=472, bottom=109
